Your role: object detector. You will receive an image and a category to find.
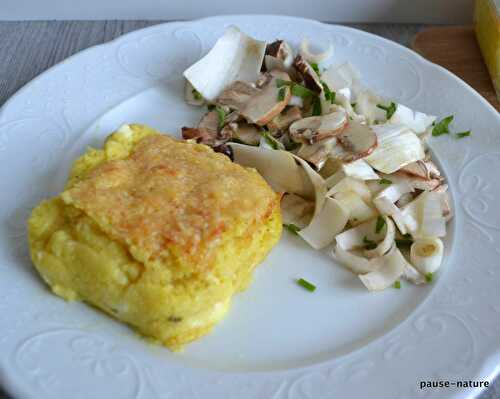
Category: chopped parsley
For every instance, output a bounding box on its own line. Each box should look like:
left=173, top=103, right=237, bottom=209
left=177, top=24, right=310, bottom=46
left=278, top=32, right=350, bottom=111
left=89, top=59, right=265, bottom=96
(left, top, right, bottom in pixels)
left=312, top=96, right=322, bottom=116
left=297, top=278, right=316, bottom=292
left=425, top=272, right=434, bottom=283
left=375, top=216, right=386, bottom=234
left=363, top=236, right=377, bottom=250
left=321, top=80, right=336, bottom=104
left=291, top=83, right=315, bottom=98
left=283, top=223, right=300, bottom=235
left=379, top=178, right=392, bottom=185
left=310, top=62, right=321, bottom=76
left=394, top=280, right=401, bottom=289
left=277, top=86, right=287, bottom=101
left=351, top=102, right=357, bottom=108
left=261, top=131, right=279, bottom=150
left=376, top=102, right=397, bottom=119
left=455, top=130, right=471, bottom=139
left=191, top=88, right=202, bottom=101
left=215, top=106, right=226, bottom=128
left=432, top=115, right=454, bottom=136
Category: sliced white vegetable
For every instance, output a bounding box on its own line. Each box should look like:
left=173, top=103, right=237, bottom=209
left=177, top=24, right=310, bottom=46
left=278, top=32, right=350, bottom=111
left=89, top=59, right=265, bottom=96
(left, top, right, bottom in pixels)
left=364, top=216, right=395, bottom=258
left=229, top=143, right=313, bottom=198
left=365, top=124, right=425, bottom=174
left=418, top=191, right=447, bottom=238
left=299, top=38, right=333, bottom=63
left=334, top=190, right=377, bottom=225
left=298, top=198, right=349, bottom=249
left=321, top=62, right=362, bottom=91
left=332, top=245, right=382, bottom=274
left=355, top=90, right=387, bottom=124
left=183, top=26, right=266, bottom=101
left=184, top=80, right=205, bottom=106
left=389, top=103, right=436, bottom=134
left=358, top=246, right=406, bottom=291
left=410, top=238, right=444, bottom=274
left=373, top=182, right=416, bottom=234
left=402, top=262, right=426, bottom=285
left=335, top=218, right=386, bottom=250
left=326, top=176, right=372, bottom=202
left=326, top=159, right=379, bottom=187
left=288, top=95, right=304, bottom=108
left=280, top=194, right=314, bottom=229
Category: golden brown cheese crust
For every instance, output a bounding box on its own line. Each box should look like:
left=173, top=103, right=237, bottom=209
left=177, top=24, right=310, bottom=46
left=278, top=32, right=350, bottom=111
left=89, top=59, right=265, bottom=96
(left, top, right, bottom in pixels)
left=62, top=134, right=278, bottom=273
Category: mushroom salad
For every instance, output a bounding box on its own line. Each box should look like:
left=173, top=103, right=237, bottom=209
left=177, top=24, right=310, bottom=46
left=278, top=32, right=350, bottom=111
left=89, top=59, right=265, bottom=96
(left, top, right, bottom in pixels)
left=181, top=26, right=463, bottom=292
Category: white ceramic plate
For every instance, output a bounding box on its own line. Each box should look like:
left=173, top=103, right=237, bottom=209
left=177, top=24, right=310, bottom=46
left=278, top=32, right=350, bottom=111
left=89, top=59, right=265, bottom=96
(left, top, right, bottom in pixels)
left=1, top=16, right=499, bottom=399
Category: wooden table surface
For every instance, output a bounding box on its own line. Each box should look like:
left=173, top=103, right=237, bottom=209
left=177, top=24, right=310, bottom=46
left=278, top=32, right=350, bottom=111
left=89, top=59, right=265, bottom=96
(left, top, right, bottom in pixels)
left=0, top=21, right=498, bottom=399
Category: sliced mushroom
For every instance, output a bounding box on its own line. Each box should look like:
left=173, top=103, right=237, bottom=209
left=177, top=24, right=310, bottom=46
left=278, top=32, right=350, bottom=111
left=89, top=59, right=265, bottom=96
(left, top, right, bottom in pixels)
left=242, top=71, right=292, bottom=125
left=337, top=120, right=378, bottom=162
left=267, top=106, right=302, bottom=131
left=399, top=159, right=442, bottom=180
left=198, top=110, right=219, bottom=133
left=263, top=40, right=295, bottom=71
left=392, top=172, right=443, bottom=191
left=184, top=80, right=205, bottom=106
left=296, top=137, right=337, bottom=170
left=289, top=111, right=347, bottom=144
left=293, top=54, right=323, bottom=94
left=181, top=110, right=232, bottom=147
left=224, top=122, right=261, bottom=146
left=217, top=81, right=259, bottom=111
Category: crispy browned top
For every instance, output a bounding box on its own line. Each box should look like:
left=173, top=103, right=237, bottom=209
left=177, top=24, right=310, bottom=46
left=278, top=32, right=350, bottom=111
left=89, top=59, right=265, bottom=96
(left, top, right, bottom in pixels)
left=62, top=135, right=278, bottom=269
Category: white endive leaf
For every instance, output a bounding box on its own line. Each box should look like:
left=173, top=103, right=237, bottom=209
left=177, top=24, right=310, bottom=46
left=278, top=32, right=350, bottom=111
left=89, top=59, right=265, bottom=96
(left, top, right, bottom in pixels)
left=325, top=160, right=379, bottom=187
left=355, top=90, right=387, bottom=124
left=418, top=191, right=447, bottom=238
left=299, top=38, right=333, bottom=64
left=299, top=198, right=349, bottom=249
left=332, top=245, right=382, bottom=274
left=335, top=218, right=386, bottom=250
left=326, top=176, right=372, bottom=202
left=358, top=246, right=406, bottom=291
left=373, top=182, right=415, bottom=234
left=321, top=62, right=362, bottom=92
left=389, top=103, right=436, bottom=134
left=334, top=191, right=377, bottom=225
left=364, top=216, right=395, bottom=258
left=229, top=143, right=313, bottom=198
left=281, top=194, right=314, bottom=229
left=184, top=26, right=266, bottom=101
left=402, top=263, right=426, bottom=285
left=410, top=238, right=444, bottom=274
left=365, top=124, right=425, bottom=174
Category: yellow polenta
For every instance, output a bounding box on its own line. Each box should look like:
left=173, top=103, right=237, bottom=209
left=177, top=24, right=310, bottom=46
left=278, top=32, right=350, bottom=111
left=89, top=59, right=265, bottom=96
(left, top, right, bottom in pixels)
left=28, top=124, right=282, bottom=350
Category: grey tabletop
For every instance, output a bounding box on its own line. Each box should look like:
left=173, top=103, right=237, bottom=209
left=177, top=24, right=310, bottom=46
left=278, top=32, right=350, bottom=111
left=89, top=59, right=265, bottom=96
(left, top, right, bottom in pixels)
left=0, top=21, right=498, bottom=399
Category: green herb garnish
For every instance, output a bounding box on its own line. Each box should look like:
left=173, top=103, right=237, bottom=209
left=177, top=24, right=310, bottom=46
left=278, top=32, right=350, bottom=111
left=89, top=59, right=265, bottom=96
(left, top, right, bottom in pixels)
left=192, top=88, right=202, bottom=101
left=276, top=78, right=293, bottom=88
left=377, top=102, right=397, bottom=119
left=297, top=278, right=316, bottom=292
left=432, top=115, right=454, bottom=136
left=351, top=102, right=357, bottom=108
left=310, top=62, right=321, bottom=76
left=379, top=178, right=392, bottom=185
left=425, top=272, right=433, bottom=283
left=455, top=130, right=471, bottom=139
left=291, top=83, right=315, bottom=98
left=215, top=106, right=226, bottom=128
left=394, top=280, right=401, bottom=289
left=312, top=96, right=322, bottom=116
left=277, top=86, right=287, bottom=102
left=321, top=80, right=335, bottom=104
left=375, top=216, right=386, bottom=234
left=363, top=236, right=377, bottom=250
left=261, top=131, right=279, bottom=150
left=283, top=223, right=300, bottom=235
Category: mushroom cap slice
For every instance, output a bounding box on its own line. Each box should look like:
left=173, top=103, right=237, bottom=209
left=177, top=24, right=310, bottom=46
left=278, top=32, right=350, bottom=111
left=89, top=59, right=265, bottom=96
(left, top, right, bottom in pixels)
left=293, top=54, right=323, bottom=94
left=267, top=106, right=302, bottom=131
left=263, top=40, right=295, bottom=70
left=225, top=123, right=261, bottom=146
left=289, top=111, right=347, bottom=144
left=183, top=26, right=266, bottom=101
left=241, top=70, right=292, bottom=125
left=296, top=137, right=337, bottom=170
left=198, top=110, right=219, bottom=133
left=216, top=81, right=260, bottom=111
left=337, top=120, right=378, bottom=162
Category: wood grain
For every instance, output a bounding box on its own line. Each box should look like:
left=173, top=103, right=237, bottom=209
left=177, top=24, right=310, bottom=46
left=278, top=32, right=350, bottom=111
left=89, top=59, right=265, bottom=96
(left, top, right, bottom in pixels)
left=412, top=25, right=500, bottom=111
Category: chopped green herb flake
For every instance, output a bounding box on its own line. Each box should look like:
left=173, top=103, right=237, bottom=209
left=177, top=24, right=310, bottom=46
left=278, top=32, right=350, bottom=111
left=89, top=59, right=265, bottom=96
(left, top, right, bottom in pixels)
left=363, top=236, right=377, bottom=250
left=432, top=115, right=454, bottom=136
left=192, top=88, right=202, bottom=101
left=277, top=86, right=287, bottom=102
left=425, top=272, right=434, bottom=283
left=379, top=178, right=392, bottom=185
left=394, top=280, right=401, bottom=289
left=351, top=102, right=357, bottom=108
left=297, top=278, right=316, bottom=292
left=312, top=96, right=322, bottom=116
left=375, top=216, right=386, bottom=234
left=376, top=102, right=397, bottom=119
left=310, top=62, right=321, bottom=75
left=261, top=131, right=279, bottom=150
left=283, top=223, right=301, bottom=235
left=215, top=106, right=226, bottom=128
left=291, top=83, right=314, bottom=98
left=276, top=78, right=293, bottom=88
left=455, top=130, right=471, bottom=139
left=321, top=80, right=335, bottom=104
